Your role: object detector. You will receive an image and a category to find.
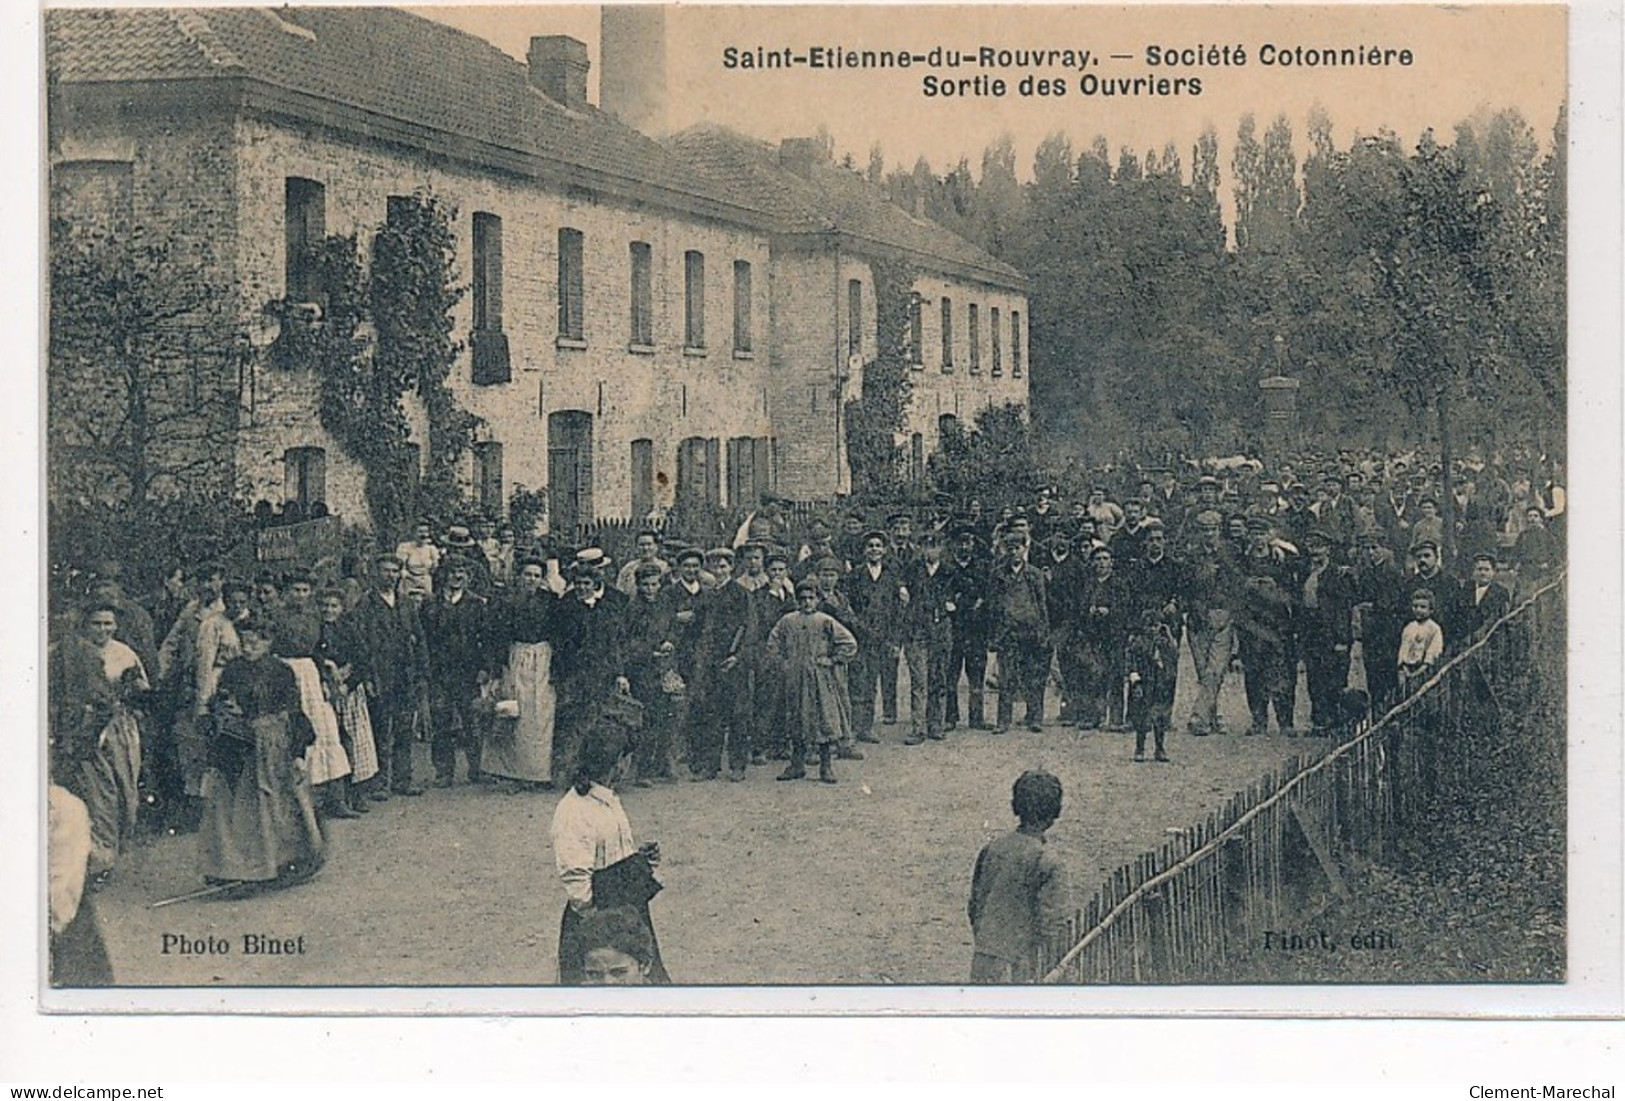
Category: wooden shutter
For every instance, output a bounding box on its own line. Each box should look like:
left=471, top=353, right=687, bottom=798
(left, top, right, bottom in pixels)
left=631, top=439, right=654, bottom=519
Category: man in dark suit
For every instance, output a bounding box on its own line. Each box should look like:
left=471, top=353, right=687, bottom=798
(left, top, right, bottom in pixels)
left=420, top=554, right=494, bottom=787
left=1458, top=552, right=1513, bottom=640
left=691, top=548, right=756, bottom=780
left=553, top=561, right=630, bottom=783
left=899, top=530, right=960, bottom=743
left=845, top=530, right=908, bottom=743
left=1294, top=529, right=1358, bottom=734
left=352, top=552, right=430, bottom=798
left=1042, top=533, right=1089, bottom=726
left=945, top=527, right=992, bottom=731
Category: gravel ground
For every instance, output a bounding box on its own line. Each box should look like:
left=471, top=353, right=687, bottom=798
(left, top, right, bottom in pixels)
left=93, top=652, right=1325, bottom=986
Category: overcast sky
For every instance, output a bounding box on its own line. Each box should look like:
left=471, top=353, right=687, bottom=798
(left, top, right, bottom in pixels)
left=416, top=4, right=1567, bottom=186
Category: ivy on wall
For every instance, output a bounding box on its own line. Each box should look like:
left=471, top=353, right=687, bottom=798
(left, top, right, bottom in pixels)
left=270, top=191, right=482, bottom=541
left=844, top=257, right=916, bottom=500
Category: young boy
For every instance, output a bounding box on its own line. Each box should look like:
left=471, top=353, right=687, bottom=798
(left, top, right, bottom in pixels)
left=1397, top=588, right=1445, bottom=692
left=1126, top=608, right=1178, bottom=762
left=967, top=769, right=1071, bottom=983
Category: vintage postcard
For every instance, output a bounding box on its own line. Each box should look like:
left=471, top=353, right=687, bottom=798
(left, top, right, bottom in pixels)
left=34, top=0, right=1617, bottom=1016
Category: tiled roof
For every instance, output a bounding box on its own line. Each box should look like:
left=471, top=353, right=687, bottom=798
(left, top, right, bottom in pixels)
left=666, top=125, right=1025, bottom=289
left=46, top=7, right=752, bottom=217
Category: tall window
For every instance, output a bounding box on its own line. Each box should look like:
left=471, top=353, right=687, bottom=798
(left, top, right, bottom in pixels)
left=471, top=213, right=510, bottom=384
left=968, top=304, right=981, bottom=373
left=558, top=228, right=585, bottom=341
left=629, top=241, right=653, bottom=347
left=1011, top=310, right=1024, bottom=378
left=684, top=250, right=706, bottom=349
left=732, top=260, right=753, bottom=353
left=283, top=446, right=326, bottom=511
left=991, top=307, right=1003, bottom=376
left=910, top=432, right=925, bottom=485
left=473, top=441, right=504, bottom=518
left=906, top=292, right=923, bottom=366
left=284, top=178, right=325, bottom=303
left=847, top=279, right=863, bottom=357
left=678, top=436, right=720, bottom=509
left=940, top=297, right=954, bottom=372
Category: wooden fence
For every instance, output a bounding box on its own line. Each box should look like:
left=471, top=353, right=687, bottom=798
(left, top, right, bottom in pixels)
left=1038, top=572, right=1567, bottom=984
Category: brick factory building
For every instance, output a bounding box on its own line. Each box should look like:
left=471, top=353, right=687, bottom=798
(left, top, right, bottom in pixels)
left=47, top=5, right=1026, bottom=532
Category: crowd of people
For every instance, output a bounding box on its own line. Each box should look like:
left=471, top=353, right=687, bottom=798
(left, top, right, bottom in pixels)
left=45, top=447, right=1566, bottom=984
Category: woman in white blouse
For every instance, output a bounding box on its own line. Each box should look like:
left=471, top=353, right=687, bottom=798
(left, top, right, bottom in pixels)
left=550, top=736, right=668, bottom=984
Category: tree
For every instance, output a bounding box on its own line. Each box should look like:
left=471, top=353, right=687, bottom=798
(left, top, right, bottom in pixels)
left=867, top=142, right=886, bottom=185
left=1307, top=129, right=1504, bottom=558
left=927, top=402, right=1037, bottom=506
left=49, top=219, right=241, bottom=509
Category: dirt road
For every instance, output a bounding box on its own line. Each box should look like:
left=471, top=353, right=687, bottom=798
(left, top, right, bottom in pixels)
left=94, top=657, right=1323, bottom=986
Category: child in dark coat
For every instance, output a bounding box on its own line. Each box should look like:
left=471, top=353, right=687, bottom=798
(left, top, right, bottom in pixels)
left=1126, top=608, right=1179, bottom=762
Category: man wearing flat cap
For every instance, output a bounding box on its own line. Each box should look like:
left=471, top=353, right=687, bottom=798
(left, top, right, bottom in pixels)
left=1296, top=528, right=1359, bottom=733
left=987, top=530, right=1050, bottom=733
left=1179, top=509, right=1242, bottom=736
left=690, top=545, right=755, bottom=781
left=1043, top=531, right=1088, bottom=726
left=748, top=549, right=797, bottom=759
left=945, top=525, right=993, bottom=731
left=421, top=553, right=495, bottom=785
left=1235, top=515, right=1298, bottom=736
left=898, top=529, right=961, bottom=743
left=845, top=529, right=908, bottom=742
left=552, top=557, right=630, bottom=782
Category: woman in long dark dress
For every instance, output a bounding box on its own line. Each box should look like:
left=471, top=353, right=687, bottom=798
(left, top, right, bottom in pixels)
left=197, top=616, right=326, bottom=889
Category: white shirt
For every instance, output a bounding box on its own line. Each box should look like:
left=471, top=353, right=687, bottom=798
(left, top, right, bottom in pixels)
left=98, top=638, right=147, bottom=688
left=550, top=784, right=637, bottom=907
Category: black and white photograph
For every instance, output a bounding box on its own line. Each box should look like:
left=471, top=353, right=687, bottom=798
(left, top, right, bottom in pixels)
left=37, top=0, right=1601, bottom=1004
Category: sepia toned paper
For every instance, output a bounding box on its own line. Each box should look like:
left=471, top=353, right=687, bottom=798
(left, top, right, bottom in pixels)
left=30, top=0, right=1619, bottom=1023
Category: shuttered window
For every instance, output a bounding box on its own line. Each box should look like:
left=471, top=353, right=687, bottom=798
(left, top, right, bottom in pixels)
left=968, top=304, right=981, bottom=373
left=990, top=306, right=1003, bottom=376
left=284, top=178, right=325, bottom=303
left=684, top=250, right=705, bottom=349
left=558, top=228, right=585, bottom=341
left=630, top=241, right=653, bottom=346
left=733, top=260, right=753, bottom=353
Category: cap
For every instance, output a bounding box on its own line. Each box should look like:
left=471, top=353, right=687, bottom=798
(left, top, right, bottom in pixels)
left=814, top=556, right=845, bottom=574
left=795, top=578, right=819, bottom=596
left=443, top=552, right=474, bottom=571
left=887, top=512, right=912, bottom=526
left=1089, top=543, right=1113, bottom=558
left=1245, top=515, right=1272, bottom=533
left=1304, top=528, right=1334, bottom=547
left=764, top=549, right=791, bottom=568
left=920, top=529, right=945, bottom=547
left=1198, top=475, right=1220, bottom=487
left=675, top=548, right=705, bottom=566
left=445, top=525, right=474, bottom=546
left=633, top=562, right=664, bottom=582
left=705, top=546, right=735, bottom=562
left=1194, top=509, right=1224, bottom=526
left=1413, top=538, right=1440, bottom=553
left=1141, top=517, right=1166, bottom=533
left=862, top=529, right=888, bottom=545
